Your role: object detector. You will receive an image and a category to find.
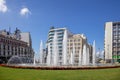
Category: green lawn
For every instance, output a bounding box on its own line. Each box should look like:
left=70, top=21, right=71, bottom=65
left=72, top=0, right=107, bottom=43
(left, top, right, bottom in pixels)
left=0, top=66, right=120, bottom=80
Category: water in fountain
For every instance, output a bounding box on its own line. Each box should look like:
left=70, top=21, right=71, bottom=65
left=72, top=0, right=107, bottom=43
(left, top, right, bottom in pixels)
left=53, top=32, right=58, bottom=66
left=87, top=48, right=90, bottom=65
left=78, top=49, right=82, bottom=66
left=92, top=40, right=96, bottom=65
left=33, top=55, right=36, bottom=65
left=70, top=51, right=73, bottom=65
left=39, top=40, right=43, bottom=64
left=7, top=56, right=23, bottom=65
left=63, top=29, right=68, bottom=65
left=72, top=42, right=75, bottom=65
left=7, top=56, right=33, bottom=65
left=82, top=44, right=87, bottom=65
left=47, top=43, right=51, bottom=66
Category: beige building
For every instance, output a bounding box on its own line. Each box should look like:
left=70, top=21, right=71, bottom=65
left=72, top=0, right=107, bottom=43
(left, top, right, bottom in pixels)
left=104, top=22, right=120, bottom=63
left=67, top=34, right=92, bottom=65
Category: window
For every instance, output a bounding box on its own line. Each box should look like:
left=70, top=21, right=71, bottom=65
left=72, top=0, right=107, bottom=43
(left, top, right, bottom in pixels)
left=57, top=33, right=63, bottom=35
left=113, top=31, right=117, bottom=35
left=67, top=44, right=69, bottom=46
left=118, top=51, right=120, bottom=55
left=58, top=39, right=63, bottom=42
left=113, top=43, right=116, bottom=46
left=59, top=53, right=62, bottom=55
left=75, top=43, right=76, bottom=45
left=58, top=46, right=62, bottom=48
left=58, top=43, right=62, bottom=45
left=50, top=43, right=53, bottom=45
left=59, top=57, right=62, bottom=60
left=78, top=39, right=80, bottom=41
left=49, top=37, right=53, bottom=40
left=113, top=36, right=117, bottom=39
left=49, top=34, right=54, bottom=36
left=3, top=51, right=5, bottom=56
left=0, top=44, right=1, bottom=50
left=113, top=39, right=117, bottom=42
left=78, top=43, right=80, bottom=45
left=74, top=39, right=76, bottom=42
left=49, top=31, right=55, bottom=34
left=57, top=36, right=63, bottom=38
left=118, top=40, right=120, bottom=42
left=59, top=50, right=62, bottom=52
left=70, top=40, right=72, bottom=42
left=8, top=45, right=10, bottom=50
left=78, top=47, right=80, bottom=49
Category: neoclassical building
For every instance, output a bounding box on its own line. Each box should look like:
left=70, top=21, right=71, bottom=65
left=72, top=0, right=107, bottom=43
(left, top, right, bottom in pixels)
left=0, top=28, right=34, bottom=63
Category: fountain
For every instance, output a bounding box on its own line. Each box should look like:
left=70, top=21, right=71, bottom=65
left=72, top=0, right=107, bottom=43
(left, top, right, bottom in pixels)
left=33, top=55, right=36, bottom=65
left=82, top=44, right=87, bottom=65
left=39, top=40, right=43, bottom=64
left=53, top=32, right=58, bottom=66
left=72, top=42, right=75, bottom=65
left=92, top=40, right=96, bottom=65
left=5, top=40, right=120, bottom=70
left=87, top=48, right=90, bottom=65
left=47, top=43, right=51, bottom=66
left=63, top=29, right=68, bottom=65
left=7, top=56, right=23, bottom=65
left=78, top=49, right=82, bottom=66
left=7, top=56, right=33, bottom=65
left=70, top=51, right=73, bottom=65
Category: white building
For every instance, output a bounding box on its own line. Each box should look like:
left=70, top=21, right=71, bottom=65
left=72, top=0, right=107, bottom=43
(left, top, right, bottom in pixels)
left=46, top=27, right=72, bottom=66
left=104, top=22, right=120, bottom=63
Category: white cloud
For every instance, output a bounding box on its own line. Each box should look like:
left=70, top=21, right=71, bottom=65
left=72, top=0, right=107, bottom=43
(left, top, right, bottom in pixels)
left=0, top=0, right=8, bottom=13
left=20, top=7, right=31, bottom=16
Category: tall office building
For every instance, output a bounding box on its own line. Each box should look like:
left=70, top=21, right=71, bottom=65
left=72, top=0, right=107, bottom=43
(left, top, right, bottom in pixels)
left=104, top=22, right=120, bottom=63
left=46, top=27, right=72, bottom=66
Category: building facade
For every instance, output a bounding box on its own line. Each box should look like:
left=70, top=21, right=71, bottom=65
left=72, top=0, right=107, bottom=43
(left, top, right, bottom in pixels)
left=67, top=34, right=86, bottom=65
left=45, top=27, right=93, bottom=66
left=0, top=28, right=34, bottom=63
left=67, top=34, right=92, bottom=66
left=104, top=22, right=120, bottom=63
left=46, top=27, right=72, bottom=66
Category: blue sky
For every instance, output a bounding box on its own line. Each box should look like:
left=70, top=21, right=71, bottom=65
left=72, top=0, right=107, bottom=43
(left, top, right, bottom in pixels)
left=0, top=0, right=120, bottom=54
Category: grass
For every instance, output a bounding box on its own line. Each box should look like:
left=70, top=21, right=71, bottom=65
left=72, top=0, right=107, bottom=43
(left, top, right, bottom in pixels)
left=0, top=66, right=120, bottom=80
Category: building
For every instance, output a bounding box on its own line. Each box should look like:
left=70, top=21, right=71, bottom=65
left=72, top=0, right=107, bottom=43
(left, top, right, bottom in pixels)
left=67, top=34, right=92, bottom=66
left=67, top=34, right=86, bottom=65
left=0, top=28, right=34, bottom=63
left=46, top=27, right=72, bottom=66
left=45, top=27, right=92, bottom=66
left=104, top=22, right=120, bottom=63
